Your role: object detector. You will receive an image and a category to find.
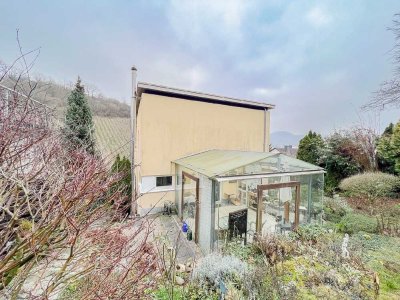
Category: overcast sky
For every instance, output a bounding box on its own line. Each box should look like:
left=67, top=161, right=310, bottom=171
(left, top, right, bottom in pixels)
left=1, top=0, right=399, bottom=135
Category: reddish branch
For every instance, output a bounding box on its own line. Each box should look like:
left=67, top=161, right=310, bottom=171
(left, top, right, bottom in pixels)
left=0, top=71, right=159, bottom=299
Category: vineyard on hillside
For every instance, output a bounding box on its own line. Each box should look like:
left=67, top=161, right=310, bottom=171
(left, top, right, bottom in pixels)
left=2, top=76, right=132, bottom=160
left=94, top=116, right=131, bottom=159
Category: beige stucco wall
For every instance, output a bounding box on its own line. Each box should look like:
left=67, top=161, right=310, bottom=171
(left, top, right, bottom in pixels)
left=135, top=93, right=271, bottom=210
left=137, top=93, right=270, bottom=177
left=221, top=181, right=238, bottom=197
left=138, top=191, right=175, bottom=214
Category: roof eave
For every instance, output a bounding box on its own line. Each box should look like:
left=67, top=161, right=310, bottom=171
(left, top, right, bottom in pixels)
left=137, top=82, right=275, bottom=110
left=215, top=169, right=326, bottom=182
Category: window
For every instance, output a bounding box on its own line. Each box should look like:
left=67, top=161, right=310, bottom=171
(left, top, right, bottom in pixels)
left=156, top=176, right=172, bottom=187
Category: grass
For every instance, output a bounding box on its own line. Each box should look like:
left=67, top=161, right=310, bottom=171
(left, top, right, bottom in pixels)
left=93, top=116, right=130, bottom=159
left=352, top=233, right=400, bottom=299
left=325, top=195, right=400, bottom=299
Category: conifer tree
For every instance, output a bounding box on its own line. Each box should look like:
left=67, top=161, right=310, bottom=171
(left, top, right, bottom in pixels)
left=377, top=121, right=400, bottom=174
left=297, top=130, right=325, bottom=165
left=110, top=155, right=132, bottom=215
left=64, top=77, right=95, bottom=154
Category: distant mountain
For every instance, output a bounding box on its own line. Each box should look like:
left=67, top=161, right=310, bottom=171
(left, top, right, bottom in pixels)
left=270, top=131, right=303, bottom=148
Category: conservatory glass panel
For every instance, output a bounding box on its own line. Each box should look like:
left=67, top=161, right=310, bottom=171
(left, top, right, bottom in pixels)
left=215, top=179, right=261, bottom=245
left=260, top=185, right=298, bottom=234
left=182, top=175, right=197, bottom=237
left=310, top=173, right=324, bottom=223
left=289, top=174, right=311, bottom=224
left=221, top=153, right=323, bottom=177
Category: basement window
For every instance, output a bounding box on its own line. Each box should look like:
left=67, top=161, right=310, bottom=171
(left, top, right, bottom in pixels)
left=156, top=176, right=172, bottom=187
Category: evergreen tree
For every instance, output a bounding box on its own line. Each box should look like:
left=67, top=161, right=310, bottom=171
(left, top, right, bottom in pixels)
left=391, top=122, right=400, bottom=174
left=297, top=130, right=325, bottom=165
left=383, top=122, right=394, bottom=136
left=377, top=122, right=396, bottom=174
left=64, top=77, right=95, bottom=154
left=110, top=155, right=132, bottom=215
left=377, top=121, right=400, bottom=174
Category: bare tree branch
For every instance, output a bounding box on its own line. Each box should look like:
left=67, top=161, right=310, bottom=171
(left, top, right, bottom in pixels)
left=363, top=13, right=400, bottom=111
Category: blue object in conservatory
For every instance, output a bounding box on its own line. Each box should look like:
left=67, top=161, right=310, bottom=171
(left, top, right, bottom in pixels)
left=182, top=221, right=188, bottom=233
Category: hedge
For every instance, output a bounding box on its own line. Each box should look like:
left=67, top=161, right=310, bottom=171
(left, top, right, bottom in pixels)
left=339, top=172, right=400, bottom=200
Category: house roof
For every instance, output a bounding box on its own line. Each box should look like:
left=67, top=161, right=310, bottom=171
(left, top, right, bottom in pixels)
left=173, top=149, right=324, bottom=180
left=137, top=82, right=275, bottom=111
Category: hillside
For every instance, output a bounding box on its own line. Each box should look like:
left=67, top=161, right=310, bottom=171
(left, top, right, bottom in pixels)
left=2, top=76, right=130, bottom=119
left=94, top=116, right=130, bottom=159
left=3, top=76, right=131, bottom=158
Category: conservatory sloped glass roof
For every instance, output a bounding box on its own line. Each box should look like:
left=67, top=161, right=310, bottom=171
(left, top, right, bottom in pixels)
left=173, top=149, right=324, bottom=179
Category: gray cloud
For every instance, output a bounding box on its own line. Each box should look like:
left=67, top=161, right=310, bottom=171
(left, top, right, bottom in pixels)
left=0, top=0, right=399, bottom=135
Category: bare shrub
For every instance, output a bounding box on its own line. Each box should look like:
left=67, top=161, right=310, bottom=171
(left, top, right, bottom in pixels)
left=254, top=234, right=295, bottom=265
left=0, top=60, right=159, bottom=299
left=377, top=204, right=400, bottom=236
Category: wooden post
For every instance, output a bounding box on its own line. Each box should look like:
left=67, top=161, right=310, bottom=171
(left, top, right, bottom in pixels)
left=284, top=201, right=290, bottom=224
left=295, top=185, right=300, bottom=228
left=256, top=187, right=263, bottom=234
left=256, top=181, right=301, bottom=234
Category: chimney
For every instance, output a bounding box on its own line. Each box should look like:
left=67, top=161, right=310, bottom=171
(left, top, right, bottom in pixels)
left=130, top=66, right=138, bottom=216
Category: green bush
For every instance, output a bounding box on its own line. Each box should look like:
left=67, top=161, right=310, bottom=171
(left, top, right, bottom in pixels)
left=337, top=213, right=378, bottom=234
left=290, top=224, right=325, bottom=243
left=222, top=240, right=256, bottom=262
left=109, top=154, right=132, bottom=216
left=323, top=196, right=351, bottom=223
left=339, top=172, right=400, bottom=200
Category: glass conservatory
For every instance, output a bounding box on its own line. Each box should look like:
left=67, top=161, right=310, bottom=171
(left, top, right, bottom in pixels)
left=174, top=150, right=324, bottom=253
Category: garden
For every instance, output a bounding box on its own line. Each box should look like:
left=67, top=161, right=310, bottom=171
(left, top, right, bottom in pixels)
left=150, top=123, right=400, bottom=299
left=150, top=173, right=400, bottom=299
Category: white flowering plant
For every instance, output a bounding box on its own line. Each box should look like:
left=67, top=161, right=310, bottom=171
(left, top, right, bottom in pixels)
left=192, top=253, right=248, bottom=289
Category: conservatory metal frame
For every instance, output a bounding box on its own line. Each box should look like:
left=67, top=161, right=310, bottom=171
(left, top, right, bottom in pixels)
left=174, top=150, right=325, bottom=253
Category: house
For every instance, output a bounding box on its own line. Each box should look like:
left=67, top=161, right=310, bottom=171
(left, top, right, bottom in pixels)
left=133, top=77, right=324, bottom=253
left=135, top=81, right=274, bottom=214
left=275, top=145, right=298, bottom=157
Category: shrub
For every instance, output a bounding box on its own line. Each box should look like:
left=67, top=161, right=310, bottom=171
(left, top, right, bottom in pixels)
left=222, top=239, right=256, bottom=262
left=377, top=204, right=400, bottom=236
left=192, top=253, right=248, bottom=288
left=337, top=213, right=378, bottom=234
left=339, top=172, right=400, bottom=200
left=321, top=132, right=362, bottom=193
left=323, top=196, right=352, bottom=223
left=254, top=234, right=295, bottom=265
left=110, top=154, right=132, bottom=217
left=242, top=266, right=284, bottom=300
left=290, top=224, right=326, bottom=243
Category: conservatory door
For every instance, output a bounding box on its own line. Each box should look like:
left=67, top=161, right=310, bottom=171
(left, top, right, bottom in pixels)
left=181, top=171, right=199, bottom=243
left=256, top=181, right=300, bottom=235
